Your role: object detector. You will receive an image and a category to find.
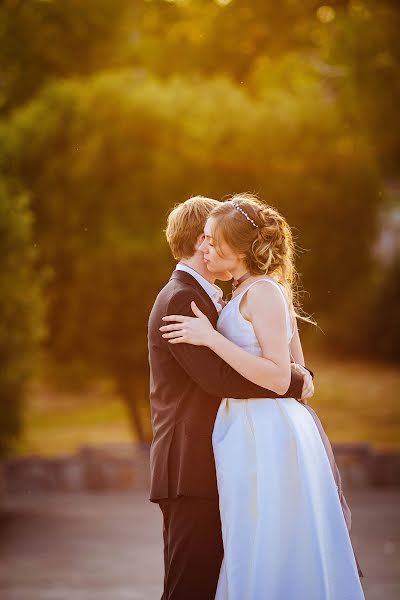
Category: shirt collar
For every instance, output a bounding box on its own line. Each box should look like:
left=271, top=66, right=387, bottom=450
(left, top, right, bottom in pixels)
left=175, top=263, right=223, bottom=310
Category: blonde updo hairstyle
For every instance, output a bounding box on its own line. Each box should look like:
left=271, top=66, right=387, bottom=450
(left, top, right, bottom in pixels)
left=210, top=193, right=314, bottom=325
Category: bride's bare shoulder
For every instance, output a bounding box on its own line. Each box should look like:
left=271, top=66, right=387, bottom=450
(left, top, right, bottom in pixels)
left=241, top=279, right=284, bottom=320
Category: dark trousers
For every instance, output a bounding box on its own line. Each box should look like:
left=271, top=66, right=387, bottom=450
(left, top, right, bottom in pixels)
left=158, top=496, right=224, bottom=600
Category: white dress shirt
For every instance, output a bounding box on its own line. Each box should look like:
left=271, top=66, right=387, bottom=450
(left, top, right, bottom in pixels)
left=175, top=263, right=224, bottom=313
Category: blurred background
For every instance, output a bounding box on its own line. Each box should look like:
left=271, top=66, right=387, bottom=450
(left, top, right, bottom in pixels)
left=0, top=0, right=399, bottom=597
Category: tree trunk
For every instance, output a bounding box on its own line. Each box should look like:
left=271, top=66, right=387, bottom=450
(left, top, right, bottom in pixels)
left=116, top=377, right=148, bottom=444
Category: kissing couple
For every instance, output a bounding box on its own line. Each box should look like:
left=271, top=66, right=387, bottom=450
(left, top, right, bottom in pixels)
left=148, top=193, right=364, bottom=600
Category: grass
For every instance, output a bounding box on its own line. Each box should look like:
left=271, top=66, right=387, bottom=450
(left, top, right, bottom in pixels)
left=16, top=378, right=137, bottom=457
left=305, top=353, right=400, bottom=450
left=15, top=354, right=400, bottom=457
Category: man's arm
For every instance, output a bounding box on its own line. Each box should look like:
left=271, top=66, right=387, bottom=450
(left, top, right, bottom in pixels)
left=165, top=292, right=305, bottom=399
left=303, top=366, right=314, bottom=379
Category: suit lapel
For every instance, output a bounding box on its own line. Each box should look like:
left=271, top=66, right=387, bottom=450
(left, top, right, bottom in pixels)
left=170, top=270, right=218, bottom=319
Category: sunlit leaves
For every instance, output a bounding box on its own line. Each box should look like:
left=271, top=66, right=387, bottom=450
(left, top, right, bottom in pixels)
left=0, top=182, right=47, bottom=457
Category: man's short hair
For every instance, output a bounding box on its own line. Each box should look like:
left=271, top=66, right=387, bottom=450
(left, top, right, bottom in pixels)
left=165, top=196, right=220, bottom=260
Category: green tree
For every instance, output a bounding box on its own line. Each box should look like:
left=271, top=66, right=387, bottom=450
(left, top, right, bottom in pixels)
left=320, top=0, right=400, bottom=176
left=0, top=0, right=134, bottom=113
left=1, top=71, right=382, bottom=440
left=0, top=181, right=46, bottom=458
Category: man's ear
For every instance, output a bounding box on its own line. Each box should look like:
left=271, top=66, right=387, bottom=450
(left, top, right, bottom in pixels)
left=194, top=233, right=205, bottom=251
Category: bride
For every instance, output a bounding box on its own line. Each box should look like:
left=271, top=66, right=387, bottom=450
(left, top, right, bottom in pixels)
left=160, top=193, right=365, bottom=599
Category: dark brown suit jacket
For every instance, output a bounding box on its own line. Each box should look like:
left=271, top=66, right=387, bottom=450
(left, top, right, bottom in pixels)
left=148, top=270, right=307, bottom=502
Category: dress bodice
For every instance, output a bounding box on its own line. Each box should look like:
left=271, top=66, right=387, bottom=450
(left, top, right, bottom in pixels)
left=217, top=277, right=294, bottom=357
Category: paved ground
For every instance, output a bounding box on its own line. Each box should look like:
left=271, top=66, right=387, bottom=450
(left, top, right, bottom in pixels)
left=0, top=489, right=399, bottom=600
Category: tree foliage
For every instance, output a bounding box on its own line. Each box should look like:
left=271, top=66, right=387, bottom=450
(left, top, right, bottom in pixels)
left=0, top=0, right=398, bottom=447
left=0, top=181, right=46, bottom=457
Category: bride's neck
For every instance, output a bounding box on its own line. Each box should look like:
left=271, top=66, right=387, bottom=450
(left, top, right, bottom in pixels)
left=231, top=267, right=265, bottom=295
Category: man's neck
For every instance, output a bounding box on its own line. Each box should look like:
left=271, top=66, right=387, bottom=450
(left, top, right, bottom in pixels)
left=179, top=256, right=216, bottom=284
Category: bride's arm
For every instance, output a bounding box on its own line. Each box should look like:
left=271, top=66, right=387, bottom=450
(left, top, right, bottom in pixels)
left=289, top=319, right=314, bottom=383
left=206, top=283, right=291, bottom=394
left=162, top=281, right=291, bottom=395
left=290, top=319, right=305, bottom=366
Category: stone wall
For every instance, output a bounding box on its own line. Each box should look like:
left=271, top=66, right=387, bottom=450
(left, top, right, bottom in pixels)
left=3, top=443, right=150, bottom=494
left=2, top=442, right=400, bottom=494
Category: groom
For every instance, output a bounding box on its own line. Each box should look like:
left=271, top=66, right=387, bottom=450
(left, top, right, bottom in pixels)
left=148, top=196, right=314, bottom=600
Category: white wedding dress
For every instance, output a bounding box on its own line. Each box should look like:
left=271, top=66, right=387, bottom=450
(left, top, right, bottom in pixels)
left=212, top=277, right=365, bottom=600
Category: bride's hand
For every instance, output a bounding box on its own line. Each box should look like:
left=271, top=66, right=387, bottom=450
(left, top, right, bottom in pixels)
left=160, top=302, right=215, bottom=346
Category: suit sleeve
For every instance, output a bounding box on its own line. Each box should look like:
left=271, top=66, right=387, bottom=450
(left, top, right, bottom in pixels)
left=304, top=366, right=314, bottom=379
left=165, top=292, right=304, bottom=399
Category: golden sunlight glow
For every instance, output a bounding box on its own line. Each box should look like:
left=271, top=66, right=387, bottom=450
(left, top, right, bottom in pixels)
left=316, top=5, right=336, bottom=24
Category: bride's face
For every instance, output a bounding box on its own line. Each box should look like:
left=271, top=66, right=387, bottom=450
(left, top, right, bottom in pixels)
left=199, top=217, right=242, bottom=274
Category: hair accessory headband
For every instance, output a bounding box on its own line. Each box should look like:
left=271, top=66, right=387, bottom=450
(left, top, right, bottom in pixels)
left=231, top=201, right=259, bottom=228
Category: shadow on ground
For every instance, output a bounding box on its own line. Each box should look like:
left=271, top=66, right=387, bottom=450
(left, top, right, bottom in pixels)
left=0, top=490, right=399, bottom=599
